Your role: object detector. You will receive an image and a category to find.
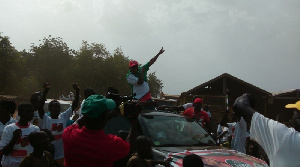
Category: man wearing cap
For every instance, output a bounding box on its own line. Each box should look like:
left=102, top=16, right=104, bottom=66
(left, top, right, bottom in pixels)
left=181, top=98, right=211, bottom=132
left=233, top=94, right=300, bottom=167
left=62, top=95, right=139, bottom=167
left=126, top=47, right=165, bottom=102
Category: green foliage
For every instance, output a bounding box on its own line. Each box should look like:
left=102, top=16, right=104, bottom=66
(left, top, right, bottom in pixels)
left=0, top=34, right=21, bottom=94
left=0, top=33, right=163, bottom=99
left=148, top=72, right=163, bottom=97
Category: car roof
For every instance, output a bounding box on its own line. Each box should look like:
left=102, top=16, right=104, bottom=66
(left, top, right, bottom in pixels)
left=44, top=99, right=72, bottom=105
left=140, top=110, right=183, bottom=117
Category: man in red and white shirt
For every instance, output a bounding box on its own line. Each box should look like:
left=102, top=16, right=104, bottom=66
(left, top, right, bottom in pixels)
left=126, top=47, right=165, bottom=102
left=182, top=98, right=211, bottom=132
left=0, top=104, right=40, bottom=167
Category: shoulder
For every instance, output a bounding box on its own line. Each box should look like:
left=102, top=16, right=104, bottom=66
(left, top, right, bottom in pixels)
left=63, top=124, right=79, bottom=133
left=3, top=123, right=17, bottom=131
left=201, top=110, right=209, bottom=115
left=9, top=117, right=17, bottom=123
left=183, top=108, right=193, bottom=113
left=29, top=124, right=40, bottom=131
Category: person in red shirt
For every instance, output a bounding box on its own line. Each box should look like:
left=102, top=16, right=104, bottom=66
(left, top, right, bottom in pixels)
left=62, top=95, right=140, bottom=167
left=181, top=98, right=211, bottom=133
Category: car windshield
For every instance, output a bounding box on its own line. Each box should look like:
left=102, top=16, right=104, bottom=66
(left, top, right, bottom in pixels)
left=139, top=114, right=216, bottom=147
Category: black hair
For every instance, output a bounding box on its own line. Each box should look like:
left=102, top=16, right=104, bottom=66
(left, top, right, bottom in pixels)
left=84, top=88, right=96, bottom=99
left=137, top=135, right=151, bottom=148
left=183, top=154, right=204, bottom=167
left=48, top=100, right=60, bottom=110
left=18, top=103, right=34, bottom=116
left=245, top=93, right=256, bottom=108
left=0, top=100, right=16, bottom=115
left=107, top=87, right=119, bottom=94
left=28, top=131, right=47, bottom=148
left=41, top=129, right=55, bottom=142
left=136, top=135, right=153, bottom=159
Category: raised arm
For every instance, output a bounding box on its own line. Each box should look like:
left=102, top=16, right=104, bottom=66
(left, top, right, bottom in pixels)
left=126, top=103, right=141, bottom=151
left=38, top=83, right=50, bottom=119
left=71, top=83, right=80, bottom=111
left=149, top=47, right=165, bottom=66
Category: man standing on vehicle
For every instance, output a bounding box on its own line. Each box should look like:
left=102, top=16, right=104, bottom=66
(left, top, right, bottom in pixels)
left=181, top=98, right=211, bottom=133
left=126, top=47, right=165, bottom=102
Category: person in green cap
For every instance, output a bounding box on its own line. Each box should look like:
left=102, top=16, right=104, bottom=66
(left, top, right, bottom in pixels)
left=62, top=95, right=140, bottom=167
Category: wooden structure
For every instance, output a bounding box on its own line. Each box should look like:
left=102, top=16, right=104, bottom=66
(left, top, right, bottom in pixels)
left=268, top=89, right=300, bottom=123
left=178, top=73, right=272, bottom=131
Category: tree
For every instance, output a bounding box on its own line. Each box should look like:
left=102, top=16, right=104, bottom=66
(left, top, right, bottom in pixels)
left=29, top=36, right=74, bottom=98
left=148, top=72, right=163, bottom=98
left=0, top=34, right=19, bottom=94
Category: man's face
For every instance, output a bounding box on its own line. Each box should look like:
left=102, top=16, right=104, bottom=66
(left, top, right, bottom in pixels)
left=193, top=103, right=202, bottom=111
left=129, top=65, right=138, bottom=74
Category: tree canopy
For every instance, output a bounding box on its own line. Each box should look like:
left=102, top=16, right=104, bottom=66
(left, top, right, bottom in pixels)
left=0, top=33, right=163, bottom=99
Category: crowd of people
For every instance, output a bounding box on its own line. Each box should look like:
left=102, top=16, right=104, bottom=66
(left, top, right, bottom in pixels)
left=0, top=47, right=299, bottom=167
left=0, top=86, right=300, bottom=167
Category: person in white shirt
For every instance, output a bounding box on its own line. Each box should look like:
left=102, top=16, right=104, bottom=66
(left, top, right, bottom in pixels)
left=230, top=117, right=249, bottom=154
left=0, top=103, right=40, bottom=167
left=38, top=82, right=80, bottom=166
left=233, top=93, right=300, bottom=167
left=203, top=105, right=212, bottom=122
left=126, top=47, right=165, bottom=102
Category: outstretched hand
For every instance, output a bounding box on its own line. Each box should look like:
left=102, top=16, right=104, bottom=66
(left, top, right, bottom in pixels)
left=72, top=83, right=79, bottom=90
left=158, top=47, right=165, bottom=55
left=43, top=83, right=50, bottom=89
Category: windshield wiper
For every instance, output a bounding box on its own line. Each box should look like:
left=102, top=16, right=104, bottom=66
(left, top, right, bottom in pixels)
left=157, top=144, right=188, bottom=147
left=191, top=142, right=214, bottom=146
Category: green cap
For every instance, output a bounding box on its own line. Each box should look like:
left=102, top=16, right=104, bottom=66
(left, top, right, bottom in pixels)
left=81, top=95, right=116, bottom=118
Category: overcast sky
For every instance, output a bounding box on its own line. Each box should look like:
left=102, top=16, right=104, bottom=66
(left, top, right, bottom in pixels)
left=1, top=0, right=299, bottom=95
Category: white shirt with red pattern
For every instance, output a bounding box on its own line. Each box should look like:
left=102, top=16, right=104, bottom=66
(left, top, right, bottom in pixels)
left=39, top=107, right=72, bottom=160
left=0, top=122, right=39, bottom=167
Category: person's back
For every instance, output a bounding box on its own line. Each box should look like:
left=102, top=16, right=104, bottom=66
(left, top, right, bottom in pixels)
left=127, top=135, right=171, bottom=167
left=63, top=124, right=130, bottom=167
left=63, top=95, right=134, bottom=167
left=19, top=131, right=55, bottom=167
left=0, top=104, right=40, bottom=167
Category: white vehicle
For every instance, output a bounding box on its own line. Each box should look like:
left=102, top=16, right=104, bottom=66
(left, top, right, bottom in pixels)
left=43, top=99, right=72, bottom=113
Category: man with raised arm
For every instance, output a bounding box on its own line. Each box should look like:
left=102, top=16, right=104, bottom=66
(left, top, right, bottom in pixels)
left=126, top=47, right=165, bottom=102
left=38, top=82, right=79, bottom=167
left=233, top=94, right=300, bottom=167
